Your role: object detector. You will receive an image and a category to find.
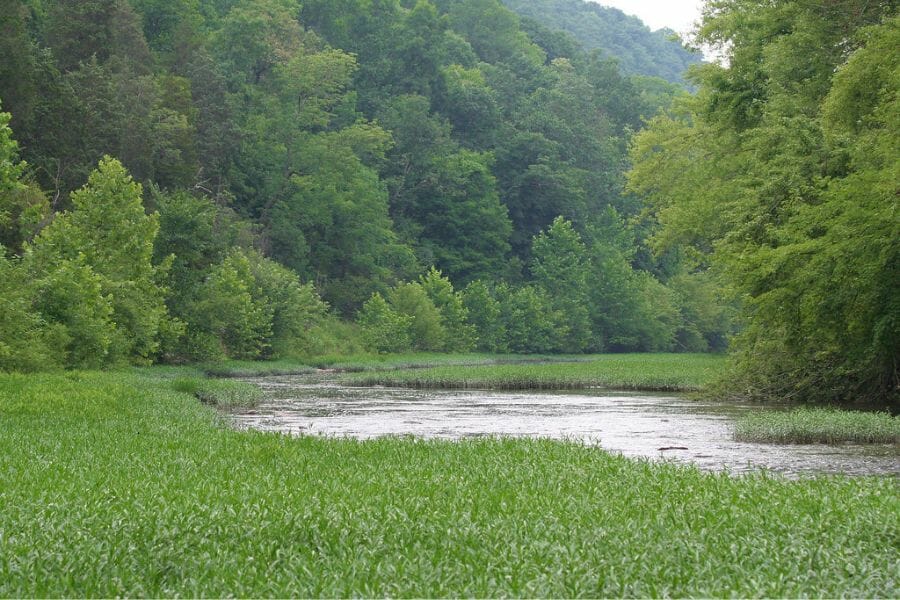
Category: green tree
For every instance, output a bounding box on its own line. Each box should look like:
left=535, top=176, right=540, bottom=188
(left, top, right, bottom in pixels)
left=31, top=256, right=118, bottom=368
left=246, top=250, right=329, bottom=358
left=0, top=105, right=49, bottom=254
left=28, top=156, right=170, bottom=363
left=0, top=249, right=58, bottom=372
left=187, top=250, right=273, bottom=360
left=531, top=216, right=592, bottom=351
left=628, top=1, right=898, bottom=403
left=585, top=208, right=677, bottom=352
left=419, top=267, right=476, bottom=351
left=357, top=291, right=413, bottom=353
left=387, top=281, right=446, bottom=351
left=496, top=283, right=568, bottom=353
left=462, top=279, right=505, bottom=352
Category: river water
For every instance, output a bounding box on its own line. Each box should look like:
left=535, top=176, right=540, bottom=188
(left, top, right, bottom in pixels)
left=230, top=375, right=899, bottom=477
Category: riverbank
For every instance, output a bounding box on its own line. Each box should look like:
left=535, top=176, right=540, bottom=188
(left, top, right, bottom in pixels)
left=0, top=369, right=896, bottom=596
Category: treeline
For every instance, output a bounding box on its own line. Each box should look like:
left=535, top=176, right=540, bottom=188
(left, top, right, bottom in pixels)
left=500, top=0, right=701, bottom=84
left=0, top=0, right=732, bottom=370
left=630, top=2, right=898, bottom=405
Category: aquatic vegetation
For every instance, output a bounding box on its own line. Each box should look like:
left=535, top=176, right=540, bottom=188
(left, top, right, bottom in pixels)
left=735, top=407, right=900, bottom=444
left=346, top=353, right=725, bottom=391
left=201, top=359, right=317, bottom=379
left=170, top=376, right=262, bottom=408
left=1, top=369, right=896, bottom=596
left=312, top=352, right=590, bottom=372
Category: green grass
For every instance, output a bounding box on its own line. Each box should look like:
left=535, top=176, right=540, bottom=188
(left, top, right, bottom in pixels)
left=170, top=375, right=263, bottom=408
left=1, top=370, right=897, bottom=596
left=308, top=352, right=592, bottom=372
left=200, top=358, right=317, bottom=378
left=196, top=352, right=584, bottom=378
left=345, top=353, right=726, bottom=391
left=735, top=407, right=900, bottom=444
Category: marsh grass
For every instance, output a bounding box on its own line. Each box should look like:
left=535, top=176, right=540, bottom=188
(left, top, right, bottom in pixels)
left=735, top=407, right=900, bottom=444
left=346, top=353, right=725, bottom=391
left=201, top=359, right=317, bottom=378
left=1, top=370, right=897, bottom=597
left=309, top=352, right=591, bottom=372
left=170, top=376, right=262, bottom=408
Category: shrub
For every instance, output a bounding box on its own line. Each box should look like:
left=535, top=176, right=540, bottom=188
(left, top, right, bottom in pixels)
left=0, top=250, right=58, bottom=371
left=357, top=292, right=413, bottom=353
left=419, top=267, right=476, bottom=351
left=187, top=251, right=272, bottom=360
left=463, top=280, right=506, bottom=352
left=388, top=282, right=447, bottom=351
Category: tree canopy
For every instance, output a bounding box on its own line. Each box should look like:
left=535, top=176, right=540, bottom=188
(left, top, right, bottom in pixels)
left=629, top=2, right=898, bottom=405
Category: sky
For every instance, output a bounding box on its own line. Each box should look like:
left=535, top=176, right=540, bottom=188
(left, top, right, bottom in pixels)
left=591, top=0, right=704, bottom=35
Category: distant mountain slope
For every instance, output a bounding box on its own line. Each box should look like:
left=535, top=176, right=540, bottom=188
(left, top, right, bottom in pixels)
left=500, top=0, right=701, bottom=83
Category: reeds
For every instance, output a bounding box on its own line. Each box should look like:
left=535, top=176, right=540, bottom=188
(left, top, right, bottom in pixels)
left=735, top=407, right=900, bottom=444
left=346, top=353, right=725, bottom=391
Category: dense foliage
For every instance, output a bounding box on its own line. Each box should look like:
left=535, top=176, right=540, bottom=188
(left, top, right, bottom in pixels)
left=500, top=0, right=702, bottom=84
left=629, top=2, right=899, bottom=405
left=0, top=0, right=732, bottom=369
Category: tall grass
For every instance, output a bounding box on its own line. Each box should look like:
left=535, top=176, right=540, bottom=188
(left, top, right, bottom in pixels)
left=735, top=407, right=900, bottom=444
left=200, top=358, right=317, bottom=378
left=0, top=369, right=896, bottom=596
left=347, top=353, right=725, bottom=391
left=309, top=352, right=591, bottom=372
left=170, top=376, right=262, bottom=407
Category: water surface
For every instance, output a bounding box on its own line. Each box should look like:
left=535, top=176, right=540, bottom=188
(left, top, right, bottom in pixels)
left=230, top=375, right=899, bottom=477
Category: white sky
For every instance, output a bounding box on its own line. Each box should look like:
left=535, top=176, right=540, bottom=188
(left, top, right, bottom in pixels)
left=591, top=0, right=704, bottom=36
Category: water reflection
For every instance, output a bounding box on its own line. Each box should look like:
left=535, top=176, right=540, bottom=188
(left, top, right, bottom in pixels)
left=230, top=375, right=899, bottom=477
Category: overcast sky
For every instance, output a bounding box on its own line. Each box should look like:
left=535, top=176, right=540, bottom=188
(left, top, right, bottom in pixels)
left=591, top=0, right=704, bottom=35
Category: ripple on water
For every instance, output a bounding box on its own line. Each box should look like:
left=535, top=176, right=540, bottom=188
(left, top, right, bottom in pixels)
left=229, top=376, right=900, bottom=477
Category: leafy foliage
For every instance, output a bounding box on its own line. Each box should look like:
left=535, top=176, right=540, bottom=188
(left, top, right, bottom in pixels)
left=0, top=0, right=742, bottom=371
left=28, top=156, right=170, bottom=365
left=500, top=0, right=701, bottom=84
left=629, top=4, right=898, bottom=405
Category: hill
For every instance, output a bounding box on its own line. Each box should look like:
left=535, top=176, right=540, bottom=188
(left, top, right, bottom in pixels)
left=500, top=0, right=701, bottom=83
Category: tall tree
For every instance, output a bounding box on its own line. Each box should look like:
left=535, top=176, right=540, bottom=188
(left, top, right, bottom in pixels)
left=28, top=157, right=171, bottom=364
left=629, top=1, right=898, bottom=404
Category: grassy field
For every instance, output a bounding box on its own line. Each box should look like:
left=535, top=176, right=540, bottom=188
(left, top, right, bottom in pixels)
left=1, top=369, right=897, bottom=597
left=345, top=353, right=726, bottom=391
left=735, top=407, right=900, bottom=444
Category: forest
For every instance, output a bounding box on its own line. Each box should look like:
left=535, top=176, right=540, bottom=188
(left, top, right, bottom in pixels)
left=0, top=0, right=897, bottom=406
left=500, top=0, right=702, bottom=84
left=0, top=1, right=898, bottom=596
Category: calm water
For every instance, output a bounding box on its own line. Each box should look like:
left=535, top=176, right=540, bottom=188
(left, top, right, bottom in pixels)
left=230, top=374, right=899, bottom=477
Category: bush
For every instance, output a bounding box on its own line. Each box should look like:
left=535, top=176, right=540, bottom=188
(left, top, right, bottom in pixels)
left=0, top=250, right=58, bottom=371
left=497, top=284, right=568, bottom=353
left=388, top=282, right=447, bottom=351
left=187, top=251, right=272, bottom=360
left=419, top=267, right=476, bottom=351
left=463, top=280, right=506, bottom=352
left=357, top=292, right=413, bottom=353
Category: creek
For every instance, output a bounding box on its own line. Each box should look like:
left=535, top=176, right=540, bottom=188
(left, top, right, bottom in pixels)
left=230, top=374, right=899, bottom=477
